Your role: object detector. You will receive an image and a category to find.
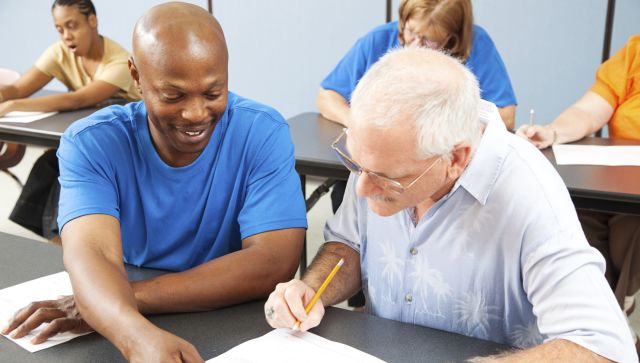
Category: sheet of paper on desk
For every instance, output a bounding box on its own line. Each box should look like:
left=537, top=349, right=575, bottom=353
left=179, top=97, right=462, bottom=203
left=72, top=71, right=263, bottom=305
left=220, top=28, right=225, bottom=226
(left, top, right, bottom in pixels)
left=0, top=271, right=91, bottom=352
left=553, top=144, right=640, bottom=166
left=206, top=328, right=387, bottom=363
left=0, top=111, right=57, bottom=123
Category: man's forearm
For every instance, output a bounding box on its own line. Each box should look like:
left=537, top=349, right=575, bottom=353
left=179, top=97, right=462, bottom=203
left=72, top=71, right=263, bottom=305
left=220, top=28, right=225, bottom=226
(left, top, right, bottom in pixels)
left=63, top=245, right=148, bottom=355
left=132, top=232, right=304, bottom=314
left=471, top=339, right=612, bottom=363
left=301, top=242, right=361, bottom=306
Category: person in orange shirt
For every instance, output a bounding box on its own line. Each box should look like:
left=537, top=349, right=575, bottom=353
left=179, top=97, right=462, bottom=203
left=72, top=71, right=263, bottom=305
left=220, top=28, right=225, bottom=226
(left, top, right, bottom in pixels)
left=517, top=35, right=640, bottom=345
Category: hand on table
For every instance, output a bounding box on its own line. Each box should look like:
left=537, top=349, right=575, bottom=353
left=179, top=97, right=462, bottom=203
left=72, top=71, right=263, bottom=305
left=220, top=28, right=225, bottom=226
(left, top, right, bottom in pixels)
left=264, top=279, right=325, bottom=332
left=1, top=295, right=93, bottom=344
left=0, top=100, right=15, bottom=117
left=515, top=124, right=555, bottom=149
left=125, top=326, right=203, bottom=363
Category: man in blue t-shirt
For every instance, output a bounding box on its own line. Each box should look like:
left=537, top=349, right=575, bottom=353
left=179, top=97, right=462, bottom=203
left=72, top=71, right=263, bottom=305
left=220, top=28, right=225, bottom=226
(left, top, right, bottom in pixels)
left=1, top=4, right=306, bottom=361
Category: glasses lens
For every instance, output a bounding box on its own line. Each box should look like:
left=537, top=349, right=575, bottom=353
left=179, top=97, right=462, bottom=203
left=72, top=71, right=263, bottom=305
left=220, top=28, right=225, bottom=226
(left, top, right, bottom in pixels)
left=334, top=148, right=360, bottom=173
left=365, top=172, right=405, bottom=194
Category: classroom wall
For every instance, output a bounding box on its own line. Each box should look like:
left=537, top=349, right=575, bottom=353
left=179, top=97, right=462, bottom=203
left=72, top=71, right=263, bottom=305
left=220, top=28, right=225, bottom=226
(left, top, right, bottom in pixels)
left=1, top=0, right=638, bottom=128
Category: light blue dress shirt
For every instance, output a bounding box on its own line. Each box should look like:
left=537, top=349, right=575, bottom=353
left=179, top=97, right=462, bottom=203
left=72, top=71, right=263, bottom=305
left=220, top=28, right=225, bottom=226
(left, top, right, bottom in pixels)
left=324, top=103, right=636, bottom=362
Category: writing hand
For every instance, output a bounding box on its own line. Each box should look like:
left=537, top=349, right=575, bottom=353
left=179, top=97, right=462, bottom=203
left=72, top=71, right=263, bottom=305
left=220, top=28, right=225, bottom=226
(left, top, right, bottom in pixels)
left=515, top=124, right=555, bottom=149
left=264, top=279, right=325, bottom=332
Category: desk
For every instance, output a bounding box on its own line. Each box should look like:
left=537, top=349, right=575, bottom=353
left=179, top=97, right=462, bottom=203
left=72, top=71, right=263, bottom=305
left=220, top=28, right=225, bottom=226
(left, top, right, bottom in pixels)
left=0, top=231, right=508, bottom=362
left=0, top=108, right=95, bottom=148
left=542, top=137, right=640, bottom=216
left=287, top=112, right=640, bottom=217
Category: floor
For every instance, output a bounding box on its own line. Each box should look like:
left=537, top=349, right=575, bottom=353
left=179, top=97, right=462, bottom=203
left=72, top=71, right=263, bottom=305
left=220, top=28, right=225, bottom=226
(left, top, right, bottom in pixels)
left=1, top=145, right=638, bottom=336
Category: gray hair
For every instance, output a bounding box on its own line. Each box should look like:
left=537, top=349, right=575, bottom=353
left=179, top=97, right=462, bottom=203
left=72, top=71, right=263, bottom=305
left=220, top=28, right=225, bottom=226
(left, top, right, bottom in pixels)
left=350, top=46, right=481, bottom=160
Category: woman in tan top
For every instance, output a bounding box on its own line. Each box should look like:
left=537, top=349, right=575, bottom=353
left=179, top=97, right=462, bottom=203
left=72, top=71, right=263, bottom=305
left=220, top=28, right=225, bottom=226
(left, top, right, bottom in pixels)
left=5, top=0, right=139, bottom=240
left=0, top=0, right=139, bottom=116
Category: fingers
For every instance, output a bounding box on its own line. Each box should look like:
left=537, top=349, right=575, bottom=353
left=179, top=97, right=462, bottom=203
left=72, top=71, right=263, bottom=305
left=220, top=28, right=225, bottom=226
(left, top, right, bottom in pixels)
left=265, top=280, right=312, bottom=329
left=32, top=316, right=89, bottom=344
left=9, top=308, right=66, bottom=340
left=264, top=280, right=327, bottom=332
left=297, top=298, right=325, bottom=332
left=179, top=342, right=204, bottom=363
left=2, top=300, right=58, bottom=336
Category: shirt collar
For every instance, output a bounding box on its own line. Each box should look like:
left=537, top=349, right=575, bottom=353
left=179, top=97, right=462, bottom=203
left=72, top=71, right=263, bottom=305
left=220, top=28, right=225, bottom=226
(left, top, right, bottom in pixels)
left=451, top=100, right=510, bottom=205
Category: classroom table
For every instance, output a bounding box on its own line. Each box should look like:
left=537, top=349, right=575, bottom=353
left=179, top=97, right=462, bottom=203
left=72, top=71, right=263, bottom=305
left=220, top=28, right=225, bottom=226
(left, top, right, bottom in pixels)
left=287, top=112, right=640, bottom=216
left=0, top=231, right=508, bottom=362
left=0, top=108, right=95, bottom=148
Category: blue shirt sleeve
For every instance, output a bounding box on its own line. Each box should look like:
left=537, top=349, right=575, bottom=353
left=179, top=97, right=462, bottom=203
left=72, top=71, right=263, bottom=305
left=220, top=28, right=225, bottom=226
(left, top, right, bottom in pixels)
left=57, top=122, right=121, bottom=231
left=466, top=25, right=517, bottom=107
left=237, top=120, right=308, bottom=239
left=320, top=22, right=400, bottom=102
left=320, top=36, right=373, bottom=102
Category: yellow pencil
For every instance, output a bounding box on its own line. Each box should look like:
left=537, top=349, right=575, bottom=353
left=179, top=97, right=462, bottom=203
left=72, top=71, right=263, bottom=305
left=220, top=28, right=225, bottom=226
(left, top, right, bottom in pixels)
left=293, top=258, right=344, bottom=330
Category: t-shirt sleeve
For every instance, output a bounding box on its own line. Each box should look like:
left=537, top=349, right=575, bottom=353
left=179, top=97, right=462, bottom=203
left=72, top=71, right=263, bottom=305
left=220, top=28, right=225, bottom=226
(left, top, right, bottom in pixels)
left=589, top=38, right=636, bottom=109
left=320, top=37, right=372, bottom=102
left=467, top=27, right=517, bottom=107
left=34, top=43, right=63, bottom=79
left=237, top=121, right=308, bottom=239
left=57, top=125, right=120, bottom=231
left=522, top=231, right=637, bottom=362
left=324, top=174, right=362, bottom=252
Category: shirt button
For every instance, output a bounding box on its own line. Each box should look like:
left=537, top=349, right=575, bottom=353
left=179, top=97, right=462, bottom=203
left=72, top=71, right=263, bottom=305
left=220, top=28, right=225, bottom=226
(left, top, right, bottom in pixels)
left=410, top=248, right=418, bottom=255
left=405, top=293, right=413, bottom=303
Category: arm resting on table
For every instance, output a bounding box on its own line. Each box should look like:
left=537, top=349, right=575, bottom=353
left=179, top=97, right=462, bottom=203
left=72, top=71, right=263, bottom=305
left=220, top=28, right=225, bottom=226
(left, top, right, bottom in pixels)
left=316, top=88, right=351, bottom=127
left=132, top=228, right=305, bottom=314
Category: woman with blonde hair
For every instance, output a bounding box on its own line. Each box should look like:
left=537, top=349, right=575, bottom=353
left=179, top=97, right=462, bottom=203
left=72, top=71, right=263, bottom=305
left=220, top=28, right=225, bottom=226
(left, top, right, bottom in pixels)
left=318, top=0, right=516, bottom=129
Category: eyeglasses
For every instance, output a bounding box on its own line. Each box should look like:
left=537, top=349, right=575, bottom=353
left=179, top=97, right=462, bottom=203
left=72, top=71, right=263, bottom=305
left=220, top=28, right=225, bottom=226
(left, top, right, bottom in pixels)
left=331, top=128, right=440, bottom=194
left=403, top=27, right=450, bottom=50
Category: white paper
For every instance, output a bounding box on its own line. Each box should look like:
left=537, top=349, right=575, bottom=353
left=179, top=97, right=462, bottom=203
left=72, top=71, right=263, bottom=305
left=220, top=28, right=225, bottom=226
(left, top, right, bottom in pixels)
left=553, top=144, right=640, bottom=166
left=207, top=328, right=387, bottom=363
left=0, top=272, right=91, bottom=352
left=0, top=111, right=57, bottom=123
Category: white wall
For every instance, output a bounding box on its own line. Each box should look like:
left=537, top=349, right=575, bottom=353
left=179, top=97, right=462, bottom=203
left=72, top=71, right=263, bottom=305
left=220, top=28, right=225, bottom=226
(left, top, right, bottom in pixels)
left=1, top=0, right=638, bottom=126
left=214, top=0, right=384, bottom=118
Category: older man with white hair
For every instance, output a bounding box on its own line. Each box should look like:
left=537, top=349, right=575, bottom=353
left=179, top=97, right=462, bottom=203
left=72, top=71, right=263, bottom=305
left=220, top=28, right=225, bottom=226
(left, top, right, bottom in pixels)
left=264, top=47, right=637, bottom=362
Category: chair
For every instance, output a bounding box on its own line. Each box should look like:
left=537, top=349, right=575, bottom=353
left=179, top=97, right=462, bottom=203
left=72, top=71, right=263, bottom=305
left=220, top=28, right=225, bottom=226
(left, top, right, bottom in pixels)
left=0, top=68, right=26, bottom=187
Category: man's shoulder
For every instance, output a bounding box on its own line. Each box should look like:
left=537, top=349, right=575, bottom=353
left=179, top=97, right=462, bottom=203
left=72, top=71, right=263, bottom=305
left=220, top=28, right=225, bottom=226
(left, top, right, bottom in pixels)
left=227, top=92, right=286, bottom=128
left=64, top=101, right=144, bottom=142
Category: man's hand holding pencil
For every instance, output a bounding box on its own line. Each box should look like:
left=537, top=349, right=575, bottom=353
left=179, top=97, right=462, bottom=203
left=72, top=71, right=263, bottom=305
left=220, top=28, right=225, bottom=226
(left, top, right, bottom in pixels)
left=264, top=258, right=344, bottom=332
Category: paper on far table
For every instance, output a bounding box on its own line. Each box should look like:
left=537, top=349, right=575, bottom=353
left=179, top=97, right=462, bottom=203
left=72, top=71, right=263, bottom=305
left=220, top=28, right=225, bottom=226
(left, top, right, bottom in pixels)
left=0, top=111, right=57, bottom=123
left=552, top=144, right=640, bottom=166
left=0, top=271, right=92, bottom=352
left=206, top=328, right=387, bottom=363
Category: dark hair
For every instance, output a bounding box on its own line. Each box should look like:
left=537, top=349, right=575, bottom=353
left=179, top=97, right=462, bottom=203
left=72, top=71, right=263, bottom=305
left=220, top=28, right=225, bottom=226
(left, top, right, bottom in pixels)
left=51, top=0, right=96, bottom=17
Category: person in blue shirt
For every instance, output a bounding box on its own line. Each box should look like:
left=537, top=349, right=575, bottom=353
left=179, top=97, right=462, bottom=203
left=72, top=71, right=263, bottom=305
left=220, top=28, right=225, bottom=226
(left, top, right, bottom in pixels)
left=1, top=3, right=306, bottom=361
left=318, top=0, right=517, bottom=129
left=265, top=47, right=635, bottom=363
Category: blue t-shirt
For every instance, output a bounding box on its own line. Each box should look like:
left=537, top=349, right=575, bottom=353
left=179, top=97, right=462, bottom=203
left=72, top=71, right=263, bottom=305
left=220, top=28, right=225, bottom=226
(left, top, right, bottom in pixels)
left=321, top=21, right=517, bottom=107
left=57, top=92, right=308, bottom=271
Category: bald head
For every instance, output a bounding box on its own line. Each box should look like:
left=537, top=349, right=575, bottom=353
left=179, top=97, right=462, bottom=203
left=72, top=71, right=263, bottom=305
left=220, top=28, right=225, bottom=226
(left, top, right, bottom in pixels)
left=132, top=2, right=227, bottom=70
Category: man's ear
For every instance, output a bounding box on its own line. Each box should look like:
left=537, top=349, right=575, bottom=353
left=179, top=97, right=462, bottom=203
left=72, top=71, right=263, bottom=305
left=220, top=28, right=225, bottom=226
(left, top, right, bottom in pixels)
left=128, top=57, right=142, bottom=93
left=446, top=143, right=472, bottom=179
